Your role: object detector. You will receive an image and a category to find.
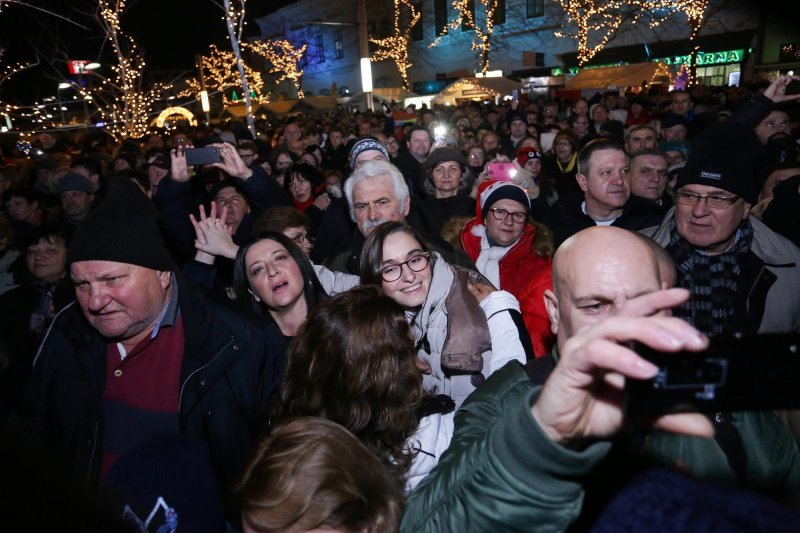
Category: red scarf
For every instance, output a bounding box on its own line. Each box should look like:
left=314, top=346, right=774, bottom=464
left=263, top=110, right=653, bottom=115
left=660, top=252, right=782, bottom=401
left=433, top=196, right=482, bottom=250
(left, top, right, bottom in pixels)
left=292, top=183, right=325, bottom=212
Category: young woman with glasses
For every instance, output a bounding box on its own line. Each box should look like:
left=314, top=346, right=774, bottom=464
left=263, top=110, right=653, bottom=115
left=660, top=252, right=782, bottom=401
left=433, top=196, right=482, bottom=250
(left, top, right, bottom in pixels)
left=360, top=221, right=530, bottom=408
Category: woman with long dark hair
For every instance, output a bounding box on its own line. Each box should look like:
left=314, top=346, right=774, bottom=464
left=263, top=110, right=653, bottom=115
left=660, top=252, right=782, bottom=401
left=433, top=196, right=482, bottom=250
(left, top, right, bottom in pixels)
left=232, top=231, right=328, bottom=339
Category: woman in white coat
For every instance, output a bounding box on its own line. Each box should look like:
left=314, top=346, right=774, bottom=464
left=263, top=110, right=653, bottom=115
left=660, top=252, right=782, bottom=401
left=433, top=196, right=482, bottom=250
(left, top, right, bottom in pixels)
left=360, top=221, right=531, bottom=407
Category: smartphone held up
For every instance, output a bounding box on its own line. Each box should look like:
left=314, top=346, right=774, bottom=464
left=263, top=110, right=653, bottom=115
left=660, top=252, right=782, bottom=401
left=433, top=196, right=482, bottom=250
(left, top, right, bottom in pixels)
left=185, top=146, right=221, bottom=166
left=486, top=162, right=517, bottom=182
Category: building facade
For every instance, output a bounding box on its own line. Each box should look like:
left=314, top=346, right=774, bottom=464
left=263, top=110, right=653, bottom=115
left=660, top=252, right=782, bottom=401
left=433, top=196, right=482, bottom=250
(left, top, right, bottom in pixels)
left=254, top=0, right=793, bottom=99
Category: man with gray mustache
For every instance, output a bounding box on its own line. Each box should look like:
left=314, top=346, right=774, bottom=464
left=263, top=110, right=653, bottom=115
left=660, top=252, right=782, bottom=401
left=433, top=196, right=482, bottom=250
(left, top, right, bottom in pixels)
left=329, top=160, right=473, bottom=274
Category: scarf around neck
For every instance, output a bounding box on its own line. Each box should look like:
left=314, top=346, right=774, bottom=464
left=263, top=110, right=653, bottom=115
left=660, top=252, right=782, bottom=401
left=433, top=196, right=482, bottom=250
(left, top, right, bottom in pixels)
left=666, top=218, right=754, bottom=335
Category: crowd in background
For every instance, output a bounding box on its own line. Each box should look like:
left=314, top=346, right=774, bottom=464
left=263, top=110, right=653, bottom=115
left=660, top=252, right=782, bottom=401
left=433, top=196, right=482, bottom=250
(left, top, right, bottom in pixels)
left=1, top=76, right=800, bottom=532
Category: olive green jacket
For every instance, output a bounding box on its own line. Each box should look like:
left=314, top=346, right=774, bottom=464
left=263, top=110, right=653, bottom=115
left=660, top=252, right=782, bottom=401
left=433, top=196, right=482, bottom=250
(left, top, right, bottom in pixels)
left=400, top=361, right=610, bottom=532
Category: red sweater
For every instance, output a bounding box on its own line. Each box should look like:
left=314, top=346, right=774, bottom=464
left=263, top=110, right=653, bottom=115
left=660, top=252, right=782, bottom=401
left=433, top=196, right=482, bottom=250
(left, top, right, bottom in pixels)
left=461, top=219, right=555, bottom=357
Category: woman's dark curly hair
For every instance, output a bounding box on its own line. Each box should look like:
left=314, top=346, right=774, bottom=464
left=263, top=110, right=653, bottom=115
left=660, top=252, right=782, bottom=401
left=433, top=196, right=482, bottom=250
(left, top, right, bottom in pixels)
left=277, top=285, right=422, bottom=482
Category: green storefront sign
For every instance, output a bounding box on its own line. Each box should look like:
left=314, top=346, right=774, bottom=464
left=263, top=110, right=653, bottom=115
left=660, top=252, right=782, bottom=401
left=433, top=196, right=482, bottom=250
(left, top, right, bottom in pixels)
left=656, top=49, right=744, bottom=66
left=559, top=48, right=745, bottom=78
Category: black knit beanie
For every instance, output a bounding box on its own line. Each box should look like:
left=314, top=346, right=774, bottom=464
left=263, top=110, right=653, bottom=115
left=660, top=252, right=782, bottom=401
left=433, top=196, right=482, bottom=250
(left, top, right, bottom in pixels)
left=675, top=122, right=760, bottom=204
left=68, top=176, right=174, bottom=270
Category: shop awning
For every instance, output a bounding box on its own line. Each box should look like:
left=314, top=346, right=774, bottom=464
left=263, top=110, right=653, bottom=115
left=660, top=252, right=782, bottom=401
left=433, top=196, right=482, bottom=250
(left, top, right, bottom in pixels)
left=373, top=87, right=420, bottom=103
left=564, top=62, right=672, bottom=90
left=432, top=76, right=523, bottom=105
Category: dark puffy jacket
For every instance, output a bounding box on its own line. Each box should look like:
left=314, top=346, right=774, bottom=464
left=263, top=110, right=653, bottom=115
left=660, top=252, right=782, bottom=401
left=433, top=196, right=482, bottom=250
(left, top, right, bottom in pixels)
left=7, top=274, right=286, bottom=497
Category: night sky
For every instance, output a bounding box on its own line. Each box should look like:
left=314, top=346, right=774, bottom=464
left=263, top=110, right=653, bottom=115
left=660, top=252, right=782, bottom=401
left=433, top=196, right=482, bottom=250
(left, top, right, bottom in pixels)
left=0, top=0, right=294, bottom=104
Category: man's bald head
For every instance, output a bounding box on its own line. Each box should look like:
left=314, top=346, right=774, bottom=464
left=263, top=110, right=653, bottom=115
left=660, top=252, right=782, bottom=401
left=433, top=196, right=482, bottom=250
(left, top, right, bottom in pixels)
left=546, top=227, right=663, bottom=350
left=552, top=227, right=661, bottom=295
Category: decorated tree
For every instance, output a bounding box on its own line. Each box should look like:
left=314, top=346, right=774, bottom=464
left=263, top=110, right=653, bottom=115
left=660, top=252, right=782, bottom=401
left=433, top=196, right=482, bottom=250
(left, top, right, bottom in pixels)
left=370, top=0, right=420, bottom=90
left=674, top=0, right=711, bottom=84
left=180, top=45, right=265, bottom=105
left=0, top=48, right=28, bottom=114
left=219, top=0, right=257, bottom=135
left=247, top=39, right=307, bottom=98
left=553, top=0, right=712, bottom=67
left=81, top=0, right=169, bottom=141
left=430, top=0, right=501, bottom=76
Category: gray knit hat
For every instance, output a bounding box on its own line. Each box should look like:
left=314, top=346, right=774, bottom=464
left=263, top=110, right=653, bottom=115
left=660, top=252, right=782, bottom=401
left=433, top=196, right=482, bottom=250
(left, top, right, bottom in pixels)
left=349, top=137, right=390, bottom=169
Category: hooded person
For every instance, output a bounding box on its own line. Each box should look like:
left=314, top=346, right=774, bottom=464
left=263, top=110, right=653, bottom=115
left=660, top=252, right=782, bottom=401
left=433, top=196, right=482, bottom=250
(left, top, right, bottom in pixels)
left=460, top=180, right=555, bottom=356
left=542, top=129, right=582, bottom=203
left=408, top=146, right=476, bottom=237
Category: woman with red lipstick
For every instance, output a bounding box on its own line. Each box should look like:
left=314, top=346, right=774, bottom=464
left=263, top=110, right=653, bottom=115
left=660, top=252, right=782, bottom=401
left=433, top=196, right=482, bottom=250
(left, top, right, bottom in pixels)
left=360, top=221, right=530, bottom=408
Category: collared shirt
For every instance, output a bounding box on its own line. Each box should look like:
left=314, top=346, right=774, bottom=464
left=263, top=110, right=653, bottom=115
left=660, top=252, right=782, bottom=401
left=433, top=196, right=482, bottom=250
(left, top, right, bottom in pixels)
left=116, top=275, right=179, bottom=360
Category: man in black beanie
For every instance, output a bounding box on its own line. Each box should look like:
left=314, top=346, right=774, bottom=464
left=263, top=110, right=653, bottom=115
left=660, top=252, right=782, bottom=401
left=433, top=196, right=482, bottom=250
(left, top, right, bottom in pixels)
left=7, top=177, right=286, bottom=527
left=644, top=120, right=800, bottom=337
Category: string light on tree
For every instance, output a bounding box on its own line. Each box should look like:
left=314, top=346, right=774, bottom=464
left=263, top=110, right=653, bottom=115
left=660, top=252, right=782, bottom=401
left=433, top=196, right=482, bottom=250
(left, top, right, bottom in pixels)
left=0, top=48, right=37, bottom=114
left=220, top=0, right=258, bottom=135
left=553, top=0, right=704, bottom=66
left=181, top=45, right=266, bottom=105
left=370, top=0, right=420, bottom=90
left=89, top=0, right=170, bottom=141
left=430, top=0, right=500, bottom=76
left=246, top=39, right=307, bottom=99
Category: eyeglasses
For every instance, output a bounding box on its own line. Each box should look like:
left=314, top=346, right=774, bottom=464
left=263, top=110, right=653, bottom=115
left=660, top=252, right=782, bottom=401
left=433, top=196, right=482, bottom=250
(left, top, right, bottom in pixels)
left=489, top=207, right=527, bottom=224
left=380, top=253, right=431, bottom=282
left=675, top=191, right=740, bottom=209
left=290, top=233, right=314, bottom=245
left=239, top=152, right=256, bottom=159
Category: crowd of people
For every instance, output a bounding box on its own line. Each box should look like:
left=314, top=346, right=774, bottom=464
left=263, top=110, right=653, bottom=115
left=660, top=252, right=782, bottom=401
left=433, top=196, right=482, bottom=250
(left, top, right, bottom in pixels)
left=1, top=75, right=800, bottom=532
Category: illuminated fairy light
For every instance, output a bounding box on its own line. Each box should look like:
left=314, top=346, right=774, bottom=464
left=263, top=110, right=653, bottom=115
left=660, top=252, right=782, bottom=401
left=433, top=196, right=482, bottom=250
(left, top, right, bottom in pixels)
left=370, top=0, right=420, bottom=90
left=553, top=0, right=709, bottom=66
left=88, top=0, right=171, bottom=140
left=430, top=0, right=500, bottom=76
left=0, top=47, right=37, bottom=114
left=246, top=39, right=307, bottom=99
left=181, top=45, right=266, bottom=105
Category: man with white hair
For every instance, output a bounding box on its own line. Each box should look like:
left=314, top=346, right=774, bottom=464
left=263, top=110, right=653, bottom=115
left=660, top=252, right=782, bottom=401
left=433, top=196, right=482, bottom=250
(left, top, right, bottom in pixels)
left=328, top=160, right=473, bottom=274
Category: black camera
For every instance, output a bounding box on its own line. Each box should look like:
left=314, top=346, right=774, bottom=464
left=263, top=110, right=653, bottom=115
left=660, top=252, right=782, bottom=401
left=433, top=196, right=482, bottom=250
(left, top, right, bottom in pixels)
left=626, top=332, right=800, bottom=417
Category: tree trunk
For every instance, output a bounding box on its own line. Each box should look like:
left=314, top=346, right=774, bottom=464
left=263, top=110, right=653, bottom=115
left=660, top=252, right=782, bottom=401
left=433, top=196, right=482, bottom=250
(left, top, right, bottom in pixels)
left=224, top=0, right=255, bottom=137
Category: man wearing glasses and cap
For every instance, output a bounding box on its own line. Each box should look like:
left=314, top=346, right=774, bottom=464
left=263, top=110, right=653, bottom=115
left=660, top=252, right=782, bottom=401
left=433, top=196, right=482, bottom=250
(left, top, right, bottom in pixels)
left=644, top=121, right=800, bottom=337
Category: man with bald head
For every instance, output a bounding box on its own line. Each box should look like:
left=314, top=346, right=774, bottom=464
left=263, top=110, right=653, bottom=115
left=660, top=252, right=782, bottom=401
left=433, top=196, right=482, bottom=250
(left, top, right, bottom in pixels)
left=404, top=226, right=800, bottom=530
left=543, top=227, right=664, bottom=350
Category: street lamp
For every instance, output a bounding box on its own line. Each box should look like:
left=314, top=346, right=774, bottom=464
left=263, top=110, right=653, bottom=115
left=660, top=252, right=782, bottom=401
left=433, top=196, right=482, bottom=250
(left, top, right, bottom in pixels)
left=357, top=0, right=373, bottom=111
left=57, top=82, right=71, bottom=124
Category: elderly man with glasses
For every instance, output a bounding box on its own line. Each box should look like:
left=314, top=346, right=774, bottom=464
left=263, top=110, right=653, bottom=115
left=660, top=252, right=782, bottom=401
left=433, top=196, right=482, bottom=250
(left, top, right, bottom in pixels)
left=644, top=121, right=800, bottom=338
